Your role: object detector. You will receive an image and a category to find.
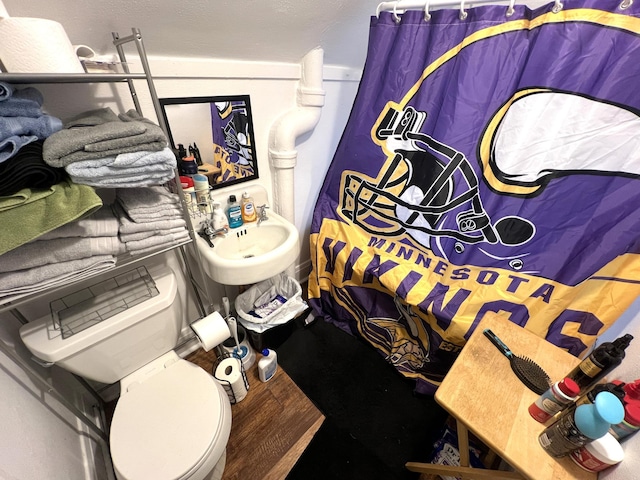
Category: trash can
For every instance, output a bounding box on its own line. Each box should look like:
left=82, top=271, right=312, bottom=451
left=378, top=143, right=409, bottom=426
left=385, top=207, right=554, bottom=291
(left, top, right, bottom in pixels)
left=235, top=272, right=309, bottom=350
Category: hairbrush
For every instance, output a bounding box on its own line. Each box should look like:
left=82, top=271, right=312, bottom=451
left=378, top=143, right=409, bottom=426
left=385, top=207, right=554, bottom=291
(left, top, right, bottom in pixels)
left=483, top=329, right=551, bottom=395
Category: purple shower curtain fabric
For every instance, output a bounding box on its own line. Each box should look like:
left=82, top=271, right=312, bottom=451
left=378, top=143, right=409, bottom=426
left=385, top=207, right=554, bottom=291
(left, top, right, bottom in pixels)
left=308, top=0, right=640, bottom=394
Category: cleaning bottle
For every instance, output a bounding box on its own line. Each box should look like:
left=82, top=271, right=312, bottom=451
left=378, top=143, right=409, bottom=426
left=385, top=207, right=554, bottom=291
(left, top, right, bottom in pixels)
left=227, top=194, right=243, bottom=228
left=241, top=190, right=257, bottom=223
left=258, top=348, right=278, bottom=382
left=564, top=334, right=633, bottom=393
left=538, top=392, right=624, bottom=457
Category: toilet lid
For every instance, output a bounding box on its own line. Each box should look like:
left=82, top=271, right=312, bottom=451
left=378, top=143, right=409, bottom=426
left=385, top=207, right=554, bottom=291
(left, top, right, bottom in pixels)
left=110, top=359, right=225, bottom=480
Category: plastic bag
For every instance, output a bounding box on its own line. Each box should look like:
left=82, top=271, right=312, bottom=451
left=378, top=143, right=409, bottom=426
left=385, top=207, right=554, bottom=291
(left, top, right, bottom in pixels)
left=235, top=273, right=308, bottom=333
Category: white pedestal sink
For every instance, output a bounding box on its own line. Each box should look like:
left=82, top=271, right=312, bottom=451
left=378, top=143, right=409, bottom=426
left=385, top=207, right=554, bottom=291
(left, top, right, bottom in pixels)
left=194, top=185, right=299, bottom=285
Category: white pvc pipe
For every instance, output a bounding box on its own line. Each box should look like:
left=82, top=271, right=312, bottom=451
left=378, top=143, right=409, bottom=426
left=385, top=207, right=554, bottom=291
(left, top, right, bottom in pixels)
left=268, top=47, right=325, bottom=224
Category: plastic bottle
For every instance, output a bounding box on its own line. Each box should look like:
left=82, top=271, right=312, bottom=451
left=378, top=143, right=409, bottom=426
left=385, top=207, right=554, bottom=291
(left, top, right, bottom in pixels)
left=227, top=194, right=243, bottom=228
left=570, top=432, right=624, bottom=473
left=529, top=377, right=580, bottom=423
left=211, top=201, right=229, bottom=231
left=180, top=154, right=198, bottom=176
left=609, top=402, right=640, bottom=441
left=241, top=190, right=257, bottom=223
left=575, top=382, right=627, bottom=408
left=193, top=174, right=211, bottom=214
left=564, top=334, right=633, bottom=393
left=538, top=392, right=625, bottom=458
left=258, top=348, right=278, bottom=382
left=179, top=175, right=195, bottom=210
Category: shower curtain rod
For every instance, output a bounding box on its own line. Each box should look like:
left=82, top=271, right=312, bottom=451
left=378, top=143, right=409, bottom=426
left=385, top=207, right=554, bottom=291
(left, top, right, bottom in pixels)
left=377, top=0, right=524, bottom=16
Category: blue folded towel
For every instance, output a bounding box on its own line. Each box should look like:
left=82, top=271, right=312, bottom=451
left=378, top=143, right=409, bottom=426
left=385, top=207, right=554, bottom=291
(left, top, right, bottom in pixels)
left=0, top=82, right=14, bottom=101
left=0, top=134, right=39, bottom=163
left=0, top=86, right=44, bottom=117
left=0, top=115, right=63, bottom=141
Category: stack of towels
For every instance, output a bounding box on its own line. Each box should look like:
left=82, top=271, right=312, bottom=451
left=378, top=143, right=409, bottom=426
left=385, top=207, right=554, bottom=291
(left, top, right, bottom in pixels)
left=0, top=206, right=123, bottom=305
left=115, top=186, right=190, bottom=256
left=42, top=107, right=176, bottom=187
left=0, top=82, right=104, bottom=259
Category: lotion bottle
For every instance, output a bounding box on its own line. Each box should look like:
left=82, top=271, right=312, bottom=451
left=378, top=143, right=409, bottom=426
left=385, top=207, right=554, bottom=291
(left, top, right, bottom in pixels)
left=258, top=348, right=278, bottom=382
left=241, top=190, right=257, bottom=223
left=211, top=201, right=229, bottom=231
left=227, top=194, right=243, bottom=228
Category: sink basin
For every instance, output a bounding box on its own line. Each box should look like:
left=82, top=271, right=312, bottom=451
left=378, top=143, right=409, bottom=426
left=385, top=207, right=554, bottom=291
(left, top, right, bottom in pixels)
left=195, top=210, right=299, bottom=285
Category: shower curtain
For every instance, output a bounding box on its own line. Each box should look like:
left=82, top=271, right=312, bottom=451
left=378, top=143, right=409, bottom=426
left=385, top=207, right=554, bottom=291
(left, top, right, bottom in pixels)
left=308, top=0, right=640, bottom=394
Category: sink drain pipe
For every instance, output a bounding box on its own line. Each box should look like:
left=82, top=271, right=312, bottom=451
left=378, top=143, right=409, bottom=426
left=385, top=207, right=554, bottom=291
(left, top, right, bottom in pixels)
left=268, top=47, right=325, bottom=225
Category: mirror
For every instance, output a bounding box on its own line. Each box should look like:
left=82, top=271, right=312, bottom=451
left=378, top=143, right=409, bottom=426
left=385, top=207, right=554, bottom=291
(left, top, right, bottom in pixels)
left=159, top=95, right=259, bottom=190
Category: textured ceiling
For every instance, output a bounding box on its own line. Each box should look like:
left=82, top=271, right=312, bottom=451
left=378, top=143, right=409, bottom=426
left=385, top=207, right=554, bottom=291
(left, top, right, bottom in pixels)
left=1, top=0, right=376, bottom=69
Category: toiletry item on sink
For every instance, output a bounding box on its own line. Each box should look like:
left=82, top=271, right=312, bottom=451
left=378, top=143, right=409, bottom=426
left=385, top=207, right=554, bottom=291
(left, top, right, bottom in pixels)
left=212, top=202, right=229, bottom=231
left=241, top=190, right=257, bottom=223
left=258, top=348, right=278, bottom=382
left=227, top=194, right=243, bottom=228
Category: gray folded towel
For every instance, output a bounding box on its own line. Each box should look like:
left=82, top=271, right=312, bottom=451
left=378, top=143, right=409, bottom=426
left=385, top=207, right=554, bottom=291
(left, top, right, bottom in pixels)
left=37, top=206, right=119, bottom=240
left=120, top=226, right=187, bottom=243
left=116, top=204, right=187, bottom=234
left=42, top=107, right=167, bottom=167
left=0, top=236, right=124, bottom=274
left=0, top=255, right=116, bottom=302
left=124, top=229, right=189, bottom=253
left=116, top=186, right=181, bottom=211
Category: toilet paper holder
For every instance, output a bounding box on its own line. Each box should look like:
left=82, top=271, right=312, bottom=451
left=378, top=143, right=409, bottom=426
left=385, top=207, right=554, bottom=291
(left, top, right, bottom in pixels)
left=213, top=351, right=250, bottom=404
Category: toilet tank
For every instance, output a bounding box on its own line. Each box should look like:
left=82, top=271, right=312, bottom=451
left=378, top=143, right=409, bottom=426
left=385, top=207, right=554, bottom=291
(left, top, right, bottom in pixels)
left=19, top=265, right=182, bottom=385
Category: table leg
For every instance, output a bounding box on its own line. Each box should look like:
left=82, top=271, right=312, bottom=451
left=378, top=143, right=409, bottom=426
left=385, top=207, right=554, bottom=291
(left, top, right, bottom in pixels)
left=456, top=419, right=470, bottom=467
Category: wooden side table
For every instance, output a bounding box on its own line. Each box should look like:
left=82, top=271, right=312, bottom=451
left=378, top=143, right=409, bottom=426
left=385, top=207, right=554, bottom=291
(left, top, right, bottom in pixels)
left=406, top=312, right=596, bottom=480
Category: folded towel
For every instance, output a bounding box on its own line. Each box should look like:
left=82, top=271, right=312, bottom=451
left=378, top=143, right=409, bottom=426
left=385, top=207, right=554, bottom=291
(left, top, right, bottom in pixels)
left=38, top=205, right=119, bottom=240
left=116, top=186, right=181, bottom=211
left=0, top=81, right=14, bottom=101
left=120, top=206, right=184, bottom=222
left=0, top=86, right=45, bottom=118
left=0, top=185, right=56, bottom=213
left=70, top=170, right=175, bottom=188
left=0, top=141, right=67, bottom=196
left=117, top=208, right=187, bottom=235
left=0, top=134, right=41, bottom=164
left=0, top=180, right=103, bottom=256
left=0, top=115, right=63, bottom=143
left=124, top=229, right=189, bottom=253
left=119, top=226, right=187, bottom=243
left=0, top=236, right=123, bottom=274
left=42, top=107, right=167, bottom=167
left=0, top=255, right=116, bottom=302
left=64, top=147, right=176, bottom=174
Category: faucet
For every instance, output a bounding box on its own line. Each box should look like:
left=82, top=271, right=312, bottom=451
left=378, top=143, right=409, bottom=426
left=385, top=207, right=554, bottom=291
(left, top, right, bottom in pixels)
left=200, top=220, right=228, bottom=246
left=257, top=204, right=269, bottom=226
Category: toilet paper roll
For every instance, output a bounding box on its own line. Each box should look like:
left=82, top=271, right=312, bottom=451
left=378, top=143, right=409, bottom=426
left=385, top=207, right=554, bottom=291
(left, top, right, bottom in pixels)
left=214, top=356, right=248, bottom=403
left=0, top=17, right=85, bottom=73
left=190, top=311, right=230, bottom=352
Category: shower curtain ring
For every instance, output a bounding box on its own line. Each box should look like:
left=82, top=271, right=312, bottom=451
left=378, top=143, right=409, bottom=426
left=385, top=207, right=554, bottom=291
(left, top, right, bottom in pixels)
left=552, top=0, right=563, bottom=13
left=459, top=0, right=468, bottom=20
left=620, top=0, right=633, bottom=9
left=424, top=0, right=431, bottom=21
left=506, top=0, right=516, bottom=17
left=392, top=1, right=401, bottom=23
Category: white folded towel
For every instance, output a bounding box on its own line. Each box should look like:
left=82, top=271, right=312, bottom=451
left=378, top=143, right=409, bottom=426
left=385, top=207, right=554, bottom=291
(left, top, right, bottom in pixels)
left=116, top=186, right=181, bottom=212
left=116, top=203, right=186, bottom=235
left=125, top=230, right=190, bottom=253
left=120, top=226, right=187, bottom=243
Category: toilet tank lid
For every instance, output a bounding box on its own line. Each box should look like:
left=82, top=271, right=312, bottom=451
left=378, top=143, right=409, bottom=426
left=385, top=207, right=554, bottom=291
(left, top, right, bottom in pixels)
left=18, top=266, right=177, bottom=363
left=110, top=359, right=227, bottom=480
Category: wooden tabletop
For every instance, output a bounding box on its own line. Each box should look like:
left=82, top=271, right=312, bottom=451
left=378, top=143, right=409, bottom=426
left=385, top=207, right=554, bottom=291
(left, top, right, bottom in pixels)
left=434, top=313, right=596, bottom=480
left=186, top=348, right=325, bottom=480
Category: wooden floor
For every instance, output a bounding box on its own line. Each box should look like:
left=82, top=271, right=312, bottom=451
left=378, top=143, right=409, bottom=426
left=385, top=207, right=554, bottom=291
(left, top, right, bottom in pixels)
left=186, top=347, right=325, bottom=480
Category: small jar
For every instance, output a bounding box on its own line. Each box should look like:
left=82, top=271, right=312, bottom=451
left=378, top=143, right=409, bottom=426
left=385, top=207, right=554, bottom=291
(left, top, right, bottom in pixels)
left=609, top=402, right=640, bottom=441
left=570, top=432, right=624, bottom=472
left=529, top=377, right=580, bottom=423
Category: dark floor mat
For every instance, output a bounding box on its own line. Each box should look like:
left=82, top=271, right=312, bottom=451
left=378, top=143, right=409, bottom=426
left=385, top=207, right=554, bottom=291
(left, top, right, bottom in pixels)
left=277, top=317, right=449, bottom=480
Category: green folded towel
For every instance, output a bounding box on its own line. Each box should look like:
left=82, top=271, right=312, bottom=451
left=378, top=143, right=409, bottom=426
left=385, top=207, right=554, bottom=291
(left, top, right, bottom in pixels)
left=0, top=180, right=103, bottom=256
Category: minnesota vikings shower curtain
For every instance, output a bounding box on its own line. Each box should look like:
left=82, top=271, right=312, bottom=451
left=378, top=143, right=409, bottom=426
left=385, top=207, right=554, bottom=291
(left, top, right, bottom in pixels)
left=308, top=0, right=640, bottom=394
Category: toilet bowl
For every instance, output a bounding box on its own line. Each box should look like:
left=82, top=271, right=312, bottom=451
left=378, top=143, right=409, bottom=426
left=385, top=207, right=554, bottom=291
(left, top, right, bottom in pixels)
left=110, top=351, right=231, bottom=480
left=19, top=265, right=232, bottom=480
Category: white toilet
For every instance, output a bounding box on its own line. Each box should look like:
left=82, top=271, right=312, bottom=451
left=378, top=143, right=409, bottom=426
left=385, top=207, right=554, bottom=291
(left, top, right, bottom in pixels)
left=19, top=266, right=232, bottom=480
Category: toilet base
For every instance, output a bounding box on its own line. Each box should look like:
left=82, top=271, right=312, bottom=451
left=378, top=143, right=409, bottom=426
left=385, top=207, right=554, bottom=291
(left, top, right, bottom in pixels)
left=205, top=449, right=226, bottom=480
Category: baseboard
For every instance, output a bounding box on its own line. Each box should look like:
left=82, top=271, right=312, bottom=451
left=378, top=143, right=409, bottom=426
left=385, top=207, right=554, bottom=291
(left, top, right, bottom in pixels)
left=294, top=259, right=311, bottom=285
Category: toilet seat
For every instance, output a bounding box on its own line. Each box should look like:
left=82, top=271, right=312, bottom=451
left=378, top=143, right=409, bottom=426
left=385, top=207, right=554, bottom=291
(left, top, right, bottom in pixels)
left=110, top=357, right=230, bottom=480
